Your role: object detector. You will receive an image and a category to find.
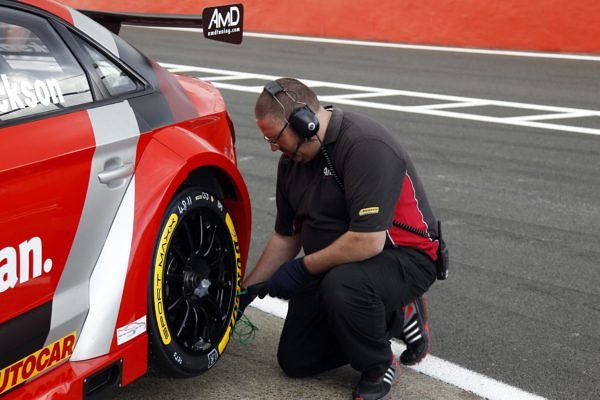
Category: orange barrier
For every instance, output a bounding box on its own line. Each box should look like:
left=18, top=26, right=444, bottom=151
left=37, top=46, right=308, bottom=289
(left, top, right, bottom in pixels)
left=65, top=0, right=600, bottom=54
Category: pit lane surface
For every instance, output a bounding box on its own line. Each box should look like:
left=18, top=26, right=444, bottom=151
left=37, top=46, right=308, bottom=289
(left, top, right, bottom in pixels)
left=116, top=27, right=600, bottom=400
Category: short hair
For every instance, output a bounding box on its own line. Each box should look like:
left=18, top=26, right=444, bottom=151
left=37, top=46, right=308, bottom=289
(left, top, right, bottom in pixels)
left=255, top=78, right=321, bottom=123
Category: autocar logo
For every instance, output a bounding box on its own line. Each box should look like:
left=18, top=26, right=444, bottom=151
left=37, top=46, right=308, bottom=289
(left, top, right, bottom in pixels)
left=202, top=4, right=244, bottom=45
left=0, top=332, right=76, bottom=395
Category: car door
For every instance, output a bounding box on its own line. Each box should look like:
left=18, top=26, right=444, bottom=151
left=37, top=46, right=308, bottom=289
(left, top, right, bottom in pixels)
left=0, top=5, right=141, bottom=391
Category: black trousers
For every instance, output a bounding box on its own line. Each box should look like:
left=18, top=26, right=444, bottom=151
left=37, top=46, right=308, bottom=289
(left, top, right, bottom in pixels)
left=277, top=246, right=436, bottom=378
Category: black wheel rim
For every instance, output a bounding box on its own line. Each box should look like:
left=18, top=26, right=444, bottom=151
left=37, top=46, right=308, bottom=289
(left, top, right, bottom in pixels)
left=163, top=207, right=235, bottom=354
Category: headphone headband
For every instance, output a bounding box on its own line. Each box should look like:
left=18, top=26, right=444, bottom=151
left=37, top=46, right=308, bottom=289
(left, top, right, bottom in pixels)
left=264, top=81, right=285, bottom=97
left=263, top=80, right=320, bottom=140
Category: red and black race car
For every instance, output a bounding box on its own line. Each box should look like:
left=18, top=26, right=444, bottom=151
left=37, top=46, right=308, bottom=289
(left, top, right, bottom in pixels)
left=0, top=0, right=250, bottom=398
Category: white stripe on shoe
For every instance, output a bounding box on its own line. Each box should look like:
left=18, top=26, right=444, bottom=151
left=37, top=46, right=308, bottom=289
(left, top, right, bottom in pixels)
left=383, top=369, right=395, bottom=385
left=406, top=333, right=422, bottom=344
left=404, top=320, right=418, bottom=332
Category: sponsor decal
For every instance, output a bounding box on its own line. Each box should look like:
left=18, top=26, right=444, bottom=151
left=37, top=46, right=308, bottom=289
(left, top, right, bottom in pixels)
left=194, top=192, right=211, bottom=203
left=217, top=213, right=242, bottom=355
left=358, top=206, right=380, bottom=216
left=116, top=316, right=147, bottom=346
left=0, top=237, right=53, bottom=294
left=154, top=214, right=178, bottom=345
left=207, top=348, right=219, bottom=369
left=202, top=4, right=244, bottom=44
left=0, top=74, right=65, bottom=113
left=0, top=332, right=76, bottom=395
left=177, top=195, right=193, bottom=215
left=172, top=351, right=183, bottom=365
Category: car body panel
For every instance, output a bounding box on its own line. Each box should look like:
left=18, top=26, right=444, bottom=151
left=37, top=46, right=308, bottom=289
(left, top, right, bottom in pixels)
left=0, top=0, right=250, bottom=397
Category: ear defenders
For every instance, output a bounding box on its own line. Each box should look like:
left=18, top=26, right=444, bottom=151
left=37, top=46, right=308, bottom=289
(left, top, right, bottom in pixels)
left=264, top=81, right=320, bottom=140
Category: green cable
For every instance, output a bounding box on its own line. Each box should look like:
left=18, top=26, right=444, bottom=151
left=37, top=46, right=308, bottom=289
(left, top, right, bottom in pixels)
left=233, top=313, right=258, bottom=345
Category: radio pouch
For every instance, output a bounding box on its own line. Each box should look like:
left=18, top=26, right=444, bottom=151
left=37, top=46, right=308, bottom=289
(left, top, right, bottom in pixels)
left=435, top=221, right=449, bottom=280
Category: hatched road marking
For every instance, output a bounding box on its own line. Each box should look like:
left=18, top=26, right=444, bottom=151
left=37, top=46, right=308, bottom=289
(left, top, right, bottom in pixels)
left=160, top=62, right=600, bottom=137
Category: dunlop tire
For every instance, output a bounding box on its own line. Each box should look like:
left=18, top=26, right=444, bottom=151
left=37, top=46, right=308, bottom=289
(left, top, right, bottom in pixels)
left=147, top=187, right=241, bottom=378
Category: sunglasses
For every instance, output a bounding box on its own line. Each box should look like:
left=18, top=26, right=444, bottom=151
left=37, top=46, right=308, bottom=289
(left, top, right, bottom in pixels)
left=263, top=121, right=289, bottom=146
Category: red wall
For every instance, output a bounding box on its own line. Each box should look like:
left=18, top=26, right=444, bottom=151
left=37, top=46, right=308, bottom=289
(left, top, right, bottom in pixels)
left=64, top=0, right=600, bottom=54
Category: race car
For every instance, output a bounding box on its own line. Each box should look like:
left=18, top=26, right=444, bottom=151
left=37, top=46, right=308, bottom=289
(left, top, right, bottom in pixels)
left=0, top=0, right=250, bottom=398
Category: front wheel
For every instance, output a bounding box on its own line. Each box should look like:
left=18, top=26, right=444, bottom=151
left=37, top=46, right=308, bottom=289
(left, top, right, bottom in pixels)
left=148, top=187, right=242, bottom=377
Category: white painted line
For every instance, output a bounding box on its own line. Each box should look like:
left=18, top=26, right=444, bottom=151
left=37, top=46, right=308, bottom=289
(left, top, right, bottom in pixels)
left=321, top=97, right=600, bottom=136
left=408, top=349, right=547, bottom=400
left=164, top=66, right=196, bottom=73
left=204, top=81, right=265, bottom=93
left=506, top=111, right=598, bottom=121
left=251, top=296, right=288, bottom=319
left=202, top=74, right=257, bottom=82
left=322, top=90, right=407, bottom=100
left=137, top=26, right=600, bottom=62
left=243, top=33, right=600, bottom=63
left=250, top=296, right=547, bottom=400
left=413, top=101, right=490, bottom=110
left=160, top=62, right=600, bottom=136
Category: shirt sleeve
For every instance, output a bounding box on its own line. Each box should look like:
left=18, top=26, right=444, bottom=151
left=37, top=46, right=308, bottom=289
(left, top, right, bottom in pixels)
left=342, top=138, right=406, bottom=232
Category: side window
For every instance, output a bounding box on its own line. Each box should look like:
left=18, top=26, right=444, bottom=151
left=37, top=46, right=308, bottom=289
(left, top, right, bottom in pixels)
left=75, top=38, right=139, bottom=97
left=0, top=8, right=92, bottom=123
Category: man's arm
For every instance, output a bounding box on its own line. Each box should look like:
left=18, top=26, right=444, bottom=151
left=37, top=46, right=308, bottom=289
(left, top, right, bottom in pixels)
left=242, top=232, right=302, bottom=287
left=303, top=230, right=386, bottom=275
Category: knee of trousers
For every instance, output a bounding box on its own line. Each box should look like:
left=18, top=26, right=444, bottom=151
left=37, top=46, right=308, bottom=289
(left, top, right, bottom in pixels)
left=318, top=265, right=365, bottom=313
left=277, top=344, right=311, bottom=378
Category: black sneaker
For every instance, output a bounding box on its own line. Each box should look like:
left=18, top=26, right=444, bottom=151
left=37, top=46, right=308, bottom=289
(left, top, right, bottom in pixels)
left=399, top=295, right=430, bottom=365
left=352, top=357, right=401, bottom=400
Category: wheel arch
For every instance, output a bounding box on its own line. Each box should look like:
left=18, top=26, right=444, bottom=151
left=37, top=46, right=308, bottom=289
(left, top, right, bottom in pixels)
left=109, top=133, right=251, bottom=377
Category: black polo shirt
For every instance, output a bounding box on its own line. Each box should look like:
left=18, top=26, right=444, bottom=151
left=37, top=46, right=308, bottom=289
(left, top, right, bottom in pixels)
left=275, top=107, right=439, bottom=259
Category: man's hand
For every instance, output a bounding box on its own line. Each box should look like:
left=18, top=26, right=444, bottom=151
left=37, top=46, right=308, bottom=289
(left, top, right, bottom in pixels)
left=267, top=257, right=309, bottom=299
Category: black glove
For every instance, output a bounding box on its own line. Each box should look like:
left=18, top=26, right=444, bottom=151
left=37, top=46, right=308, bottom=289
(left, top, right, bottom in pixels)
left=267, top=257, right=309, bottom=300
left=236, top=290, right=254, bottom=321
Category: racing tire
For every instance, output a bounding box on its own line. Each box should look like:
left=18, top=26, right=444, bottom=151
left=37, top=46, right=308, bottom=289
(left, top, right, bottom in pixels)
left=148, top=187, right=241, bottom=378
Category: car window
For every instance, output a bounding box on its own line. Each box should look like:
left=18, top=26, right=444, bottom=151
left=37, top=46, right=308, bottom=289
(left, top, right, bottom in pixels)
left=76, top=38, right=139, bottom=97
left=0, top=8, right=92, bottom=123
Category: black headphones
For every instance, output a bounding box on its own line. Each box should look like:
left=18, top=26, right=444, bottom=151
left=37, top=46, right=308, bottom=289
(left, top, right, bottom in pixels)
left=263, top=81, right=320, bottom=140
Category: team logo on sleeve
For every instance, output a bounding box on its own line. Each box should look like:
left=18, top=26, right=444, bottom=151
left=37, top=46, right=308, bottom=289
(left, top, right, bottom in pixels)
left=358, top=207, right=380, bottom=216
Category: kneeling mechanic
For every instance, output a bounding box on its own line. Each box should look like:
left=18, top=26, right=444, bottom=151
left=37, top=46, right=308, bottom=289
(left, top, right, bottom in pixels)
left=240, top=78, right=440, bottom=400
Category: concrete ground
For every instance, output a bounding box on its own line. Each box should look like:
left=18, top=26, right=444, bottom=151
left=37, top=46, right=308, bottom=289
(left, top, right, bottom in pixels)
left=115, top=307, right=483, bottom=400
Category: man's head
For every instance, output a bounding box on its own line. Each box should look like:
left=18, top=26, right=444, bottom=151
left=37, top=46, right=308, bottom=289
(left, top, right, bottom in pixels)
left=255, top=78, right=325, bottom=162
left=255, top=78, right=321, bottom=126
